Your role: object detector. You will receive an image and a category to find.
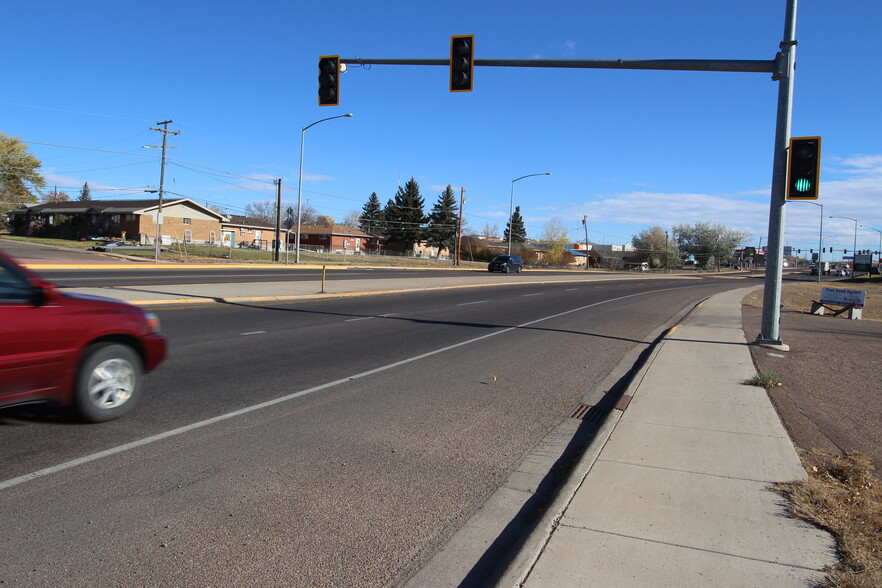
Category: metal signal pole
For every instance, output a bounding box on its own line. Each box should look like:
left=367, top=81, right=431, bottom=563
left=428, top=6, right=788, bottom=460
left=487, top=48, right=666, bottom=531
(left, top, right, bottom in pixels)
left=758, top=0, right=798, bottom=349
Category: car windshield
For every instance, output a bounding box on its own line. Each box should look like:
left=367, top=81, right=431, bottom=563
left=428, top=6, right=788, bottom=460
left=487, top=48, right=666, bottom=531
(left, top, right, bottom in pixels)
left=493, top=256, right=513, bottom=262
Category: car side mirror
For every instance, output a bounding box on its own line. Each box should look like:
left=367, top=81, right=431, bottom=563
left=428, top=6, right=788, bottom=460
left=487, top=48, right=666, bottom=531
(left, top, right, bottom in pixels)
left=28, top=278, right=58, bottom=306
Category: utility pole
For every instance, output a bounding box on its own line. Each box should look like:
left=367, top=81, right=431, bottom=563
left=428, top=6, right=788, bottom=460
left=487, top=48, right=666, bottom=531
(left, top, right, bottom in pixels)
left=274, top=179, right=282, bottom=262
left=665, top=230, right=669, bottom=273
left=146, top=121, right=180, bottom=262
left=456, top=186, right=466, bottom=266
left=583, top=215, right=589, bottom=270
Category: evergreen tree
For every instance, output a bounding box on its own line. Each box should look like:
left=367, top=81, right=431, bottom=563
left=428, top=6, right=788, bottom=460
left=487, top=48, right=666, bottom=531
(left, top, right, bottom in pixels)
left=385, top=178, right=426, bottom=251
left=426, top=185, right=460, bottom=258
left=382, top=198, right=397, bottom=234
left=78, top=181, right=92, bottom=201
left=504, top=206, right=527, bottom=244
left=359, top=192, right=384, bottom=233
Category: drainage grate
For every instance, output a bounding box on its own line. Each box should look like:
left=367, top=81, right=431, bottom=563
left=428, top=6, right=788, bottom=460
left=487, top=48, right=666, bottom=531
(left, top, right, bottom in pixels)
left=568, top=403, right=610, bottom=422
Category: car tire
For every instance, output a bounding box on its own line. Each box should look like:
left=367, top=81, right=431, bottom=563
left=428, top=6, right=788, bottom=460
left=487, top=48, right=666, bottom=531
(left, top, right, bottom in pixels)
left=74, top=343, right=142, bottom=423
left=516, top=266, right=522, bottom=273
left=505, top=266, right=510, bottom=273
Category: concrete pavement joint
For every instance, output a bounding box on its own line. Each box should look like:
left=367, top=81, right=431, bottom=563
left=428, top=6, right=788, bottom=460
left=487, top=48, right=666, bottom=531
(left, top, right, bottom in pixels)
left=550, top=526, right=829, bottom=572
left=593, top=457, right=796, bottom=485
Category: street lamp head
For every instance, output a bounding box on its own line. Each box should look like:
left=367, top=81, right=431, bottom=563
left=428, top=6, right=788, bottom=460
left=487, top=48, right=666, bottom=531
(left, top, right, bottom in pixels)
left=343, top=113, right=353, bottom=117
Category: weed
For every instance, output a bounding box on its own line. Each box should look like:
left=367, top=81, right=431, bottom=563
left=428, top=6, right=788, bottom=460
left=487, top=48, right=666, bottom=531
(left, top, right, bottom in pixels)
left=744, top=372, right=783, bottom=388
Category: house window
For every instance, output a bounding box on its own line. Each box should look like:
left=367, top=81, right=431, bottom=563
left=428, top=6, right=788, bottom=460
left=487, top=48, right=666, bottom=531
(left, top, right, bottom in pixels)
left=110, top=215, right=120, bottom=225
left=319, top=234, right=328, bottom=240
left=209, top=231, right=216, bottom=244
left=183, top=218, right=191, bottom=225
left=240, top=228, right=245, bottom=236
left=184, top=230, right=192, bottom=243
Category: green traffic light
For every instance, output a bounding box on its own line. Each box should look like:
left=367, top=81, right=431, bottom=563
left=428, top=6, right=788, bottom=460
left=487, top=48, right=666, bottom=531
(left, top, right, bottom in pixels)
left=794, top=178, right=811, bottom=192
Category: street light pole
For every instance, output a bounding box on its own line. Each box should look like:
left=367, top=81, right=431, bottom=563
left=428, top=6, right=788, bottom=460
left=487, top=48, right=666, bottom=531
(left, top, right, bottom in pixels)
left=507, top=172, right=551, bottom=256
left=294, top=113, right=353, bottom=264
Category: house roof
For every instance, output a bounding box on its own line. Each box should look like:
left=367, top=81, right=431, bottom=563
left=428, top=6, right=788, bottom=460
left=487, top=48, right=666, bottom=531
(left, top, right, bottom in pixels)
left=9, top=198, right=227, bottom=220
left=223, top=215, right=276, bottom=230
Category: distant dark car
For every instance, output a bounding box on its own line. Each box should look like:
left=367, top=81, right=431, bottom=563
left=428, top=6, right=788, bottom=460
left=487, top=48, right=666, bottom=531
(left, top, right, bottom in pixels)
left=0, top=251, right=167, bottom=422
left=488, top=255, right=523, bottom=273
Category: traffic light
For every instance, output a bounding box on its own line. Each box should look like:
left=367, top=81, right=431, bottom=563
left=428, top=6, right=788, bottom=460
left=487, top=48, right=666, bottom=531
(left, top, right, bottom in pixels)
left=318, top=55, right=340, bottom=106
left=450, top=35, right=474, bottom=92
left=786, top=136, right=821, bottom=200
left=844, top=249, right=848, bottom=254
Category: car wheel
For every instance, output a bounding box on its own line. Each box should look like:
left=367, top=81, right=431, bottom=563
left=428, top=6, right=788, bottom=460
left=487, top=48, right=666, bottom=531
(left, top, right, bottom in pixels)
left=516, top=266, right=522, bottom=273
left=505, top=266, right=511, bottom=273
left=74, top=343, right=142, bottom=422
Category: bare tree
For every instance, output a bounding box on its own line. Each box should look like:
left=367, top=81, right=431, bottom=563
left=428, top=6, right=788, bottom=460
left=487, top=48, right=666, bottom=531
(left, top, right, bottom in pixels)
left=245, top=200, right=318, bottom=227
left=481, top=222, right=500, bottom=239
left=42, top=190, right=71, bottom=203
left=244, top=200, right=276, bottom=225
left=340, top=210, right=361, bottom=228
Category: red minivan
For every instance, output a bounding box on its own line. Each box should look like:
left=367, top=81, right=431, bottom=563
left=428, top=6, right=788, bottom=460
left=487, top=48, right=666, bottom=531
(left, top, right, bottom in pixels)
left=0, top=251, right=167, bottom=422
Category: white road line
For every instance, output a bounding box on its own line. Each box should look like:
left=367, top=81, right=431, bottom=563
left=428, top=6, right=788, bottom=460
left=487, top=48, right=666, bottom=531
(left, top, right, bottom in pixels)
left=457, top=300, right=489, bottom=306
left=0, top=286, right=685, bottom=492
left=241, top=331, right=267, bottom=336
left=522, top=293, right=543, bottom=297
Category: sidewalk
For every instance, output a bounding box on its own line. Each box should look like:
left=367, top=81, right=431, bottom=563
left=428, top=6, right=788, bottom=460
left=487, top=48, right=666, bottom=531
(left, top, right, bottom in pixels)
left=411, top=287, right=838, bottom=587
left=517, top=287, right=838, bottom=586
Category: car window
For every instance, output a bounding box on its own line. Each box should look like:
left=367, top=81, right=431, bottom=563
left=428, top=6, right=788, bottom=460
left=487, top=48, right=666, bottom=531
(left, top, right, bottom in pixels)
left=0, top=262, right=33, bottom=302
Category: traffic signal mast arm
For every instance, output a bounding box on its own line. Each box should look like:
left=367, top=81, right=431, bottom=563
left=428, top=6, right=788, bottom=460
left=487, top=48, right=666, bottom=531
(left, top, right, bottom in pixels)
left=339, top=56, right=777, bottom=74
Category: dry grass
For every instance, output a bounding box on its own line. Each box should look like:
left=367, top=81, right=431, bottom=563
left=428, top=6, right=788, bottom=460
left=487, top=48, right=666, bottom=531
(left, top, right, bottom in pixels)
left=774, top=449, right=882, bottom=588
left=743, top=280, right=882, bottom=321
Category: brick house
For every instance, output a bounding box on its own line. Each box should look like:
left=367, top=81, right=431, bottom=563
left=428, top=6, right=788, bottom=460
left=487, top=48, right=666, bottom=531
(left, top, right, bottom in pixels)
left=221, top=215, right=276, bottom=248
left=297, top=224, right=376, bottom=254
left=8, top=198, right=226, bottom=245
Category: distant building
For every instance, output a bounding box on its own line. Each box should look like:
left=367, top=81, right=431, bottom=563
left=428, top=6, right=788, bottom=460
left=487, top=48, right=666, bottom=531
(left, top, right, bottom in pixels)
left=8, top=198, right=225, bottom=244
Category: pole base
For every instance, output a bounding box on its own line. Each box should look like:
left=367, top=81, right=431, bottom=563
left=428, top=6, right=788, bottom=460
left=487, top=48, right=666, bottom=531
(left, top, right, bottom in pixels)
left=753, top=335, right=790, bottom=352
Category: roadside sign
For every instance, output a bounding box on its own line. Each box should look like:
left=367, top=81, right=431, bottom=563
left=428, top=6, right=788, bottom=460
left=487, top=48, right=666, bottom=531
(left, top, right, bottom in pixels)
left=854, top=254, right=873, bottom=273
left=821, top=287, right=866, bottom=308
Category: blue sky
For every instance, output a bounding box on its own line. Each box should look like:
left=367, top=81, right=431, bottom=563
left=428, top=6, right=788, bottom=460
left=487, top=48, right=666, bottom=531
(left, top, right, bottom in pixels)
left=4, top=1, right=881, bottom=254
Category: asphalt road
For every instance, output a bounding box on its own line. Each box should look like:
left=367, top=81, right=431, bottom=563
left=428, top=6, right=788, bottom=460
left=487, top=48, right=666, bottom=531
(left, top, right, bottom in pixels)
left=0, top=274, right=749, bottom=587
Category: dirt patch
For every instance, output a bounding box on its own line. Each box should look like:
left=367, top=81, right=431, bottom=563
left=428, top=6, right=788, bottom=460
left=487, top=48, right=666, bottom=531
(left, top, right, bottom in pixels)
left=744, top=283, right=882, bottom=586
left=774, top=449, right=882, bottom=588
left=742, top=279, right=882, bottom=321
